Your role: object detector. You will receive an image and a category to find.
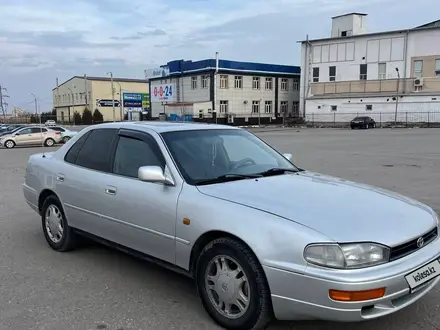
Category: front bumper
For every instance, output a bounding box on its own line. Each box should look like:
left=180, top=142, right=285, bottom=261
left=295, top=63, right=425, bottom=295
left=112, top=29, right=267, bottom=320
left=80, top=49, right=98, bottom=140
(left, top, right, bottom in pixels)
left=265, top=235, right=440, bottom=322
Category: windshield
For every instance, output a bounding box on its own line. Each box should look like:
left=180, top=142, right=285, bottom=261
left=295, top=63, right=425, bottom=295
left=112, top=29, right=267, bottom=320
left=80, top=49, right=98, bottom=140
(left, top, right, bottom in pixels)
left=161, top=129, right=298, bottom=185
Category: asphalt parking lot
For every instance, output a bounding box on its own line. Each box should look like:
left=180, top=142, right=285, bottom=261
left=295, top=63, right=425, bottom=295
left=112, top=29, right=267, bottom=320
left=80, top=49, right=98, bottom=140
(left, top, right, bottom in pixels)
left=0, top=127, right=439, bottom=330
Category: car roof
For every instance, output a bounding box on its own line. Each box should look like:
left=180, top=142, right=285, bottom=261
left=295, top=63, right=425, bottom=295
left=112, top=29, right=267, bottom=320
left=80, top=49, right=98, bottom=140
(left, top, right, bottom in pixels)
left=89, top=121, right=242, bottom=133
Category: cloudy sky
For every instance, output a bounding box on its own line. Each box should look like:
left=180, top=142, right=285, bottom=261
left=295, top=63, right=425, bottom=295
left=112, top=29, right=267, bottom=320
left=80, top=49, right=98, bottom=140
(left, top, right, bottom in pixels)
left=0, top=0, right=438, bottom=112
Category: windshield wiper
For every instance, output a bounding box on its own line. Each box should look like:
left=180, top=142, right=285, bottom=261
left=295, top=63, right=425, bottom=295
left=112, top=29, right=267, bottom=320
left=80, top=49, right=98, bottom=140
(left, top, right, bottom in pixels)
left=256, top=167, right=303, bottom=177
left=196, top=173, right=261, bottom=185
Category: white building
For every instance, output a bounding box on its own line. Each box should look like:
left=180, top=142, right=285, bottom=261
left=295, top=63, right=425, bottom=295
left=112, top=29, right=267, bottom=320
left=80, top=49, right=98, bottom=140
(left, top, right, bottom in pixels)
left=300, top=13, right=440, bottom=124
left=148, top=58, right=300, bottom=126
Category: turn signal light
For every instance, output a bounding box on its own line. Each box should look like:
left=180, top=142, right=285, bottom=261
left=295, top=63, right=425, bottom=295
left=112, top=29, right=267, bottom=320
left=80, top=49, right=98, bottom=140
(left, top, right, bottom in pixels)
left=329, top=288, right=386, bottom=302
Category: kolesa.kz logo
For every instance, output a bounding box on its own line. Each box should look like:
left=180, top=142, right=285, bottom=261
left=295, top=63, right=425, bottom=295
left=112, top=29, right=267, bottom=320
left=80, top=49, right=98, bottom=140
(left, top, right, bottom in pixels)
left=412, top=266, right=436, bottom=282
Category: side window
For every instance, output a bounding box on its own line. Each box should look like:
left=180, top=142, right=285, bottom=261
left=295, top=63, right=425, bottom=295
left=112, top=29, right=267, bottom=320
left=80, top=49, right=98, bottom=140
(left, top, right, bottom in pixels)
left=113, top=135, right=164, bottom=178
left=64, top=131, right=91, bottom=164
left=19, top=128, right=32, bottom=134
left=30, top=127, right=46, bottom=133
left=74, top=129, right=118, bottom=172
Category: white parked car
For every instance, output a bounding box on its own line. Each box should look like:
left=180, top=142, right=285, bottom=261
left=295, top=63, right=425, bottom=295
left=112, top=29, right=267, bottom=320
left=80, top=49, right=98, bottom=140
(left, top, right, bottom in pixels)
left=48, top=126, right=78, bottom=143
left=45, top=120, right=56, bottom=127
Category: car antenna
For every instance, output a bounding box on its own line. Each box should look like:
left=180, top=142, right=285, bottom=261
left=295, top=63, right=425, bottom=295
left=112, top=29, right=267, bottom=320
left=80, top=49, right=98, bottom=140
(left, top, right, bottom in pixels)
left=39, top=113, right=46, bottom=158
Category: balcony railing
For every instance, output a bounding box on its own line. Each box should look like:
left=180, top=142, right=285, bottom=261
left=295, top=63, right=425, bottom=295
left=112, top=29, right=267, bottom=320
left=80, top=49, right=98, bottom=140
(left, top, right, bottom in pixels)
left=310, top=77, right=440, bottom=96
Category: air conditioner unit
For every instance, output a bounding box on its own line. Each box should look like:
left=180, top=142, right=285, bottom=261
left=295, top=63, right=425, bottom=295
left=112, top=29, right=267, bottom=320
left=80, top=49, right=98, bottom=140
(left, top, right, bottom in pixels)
left=227, top=114, right=234, bottom=124
left=414, top=78, right=424, bottom=87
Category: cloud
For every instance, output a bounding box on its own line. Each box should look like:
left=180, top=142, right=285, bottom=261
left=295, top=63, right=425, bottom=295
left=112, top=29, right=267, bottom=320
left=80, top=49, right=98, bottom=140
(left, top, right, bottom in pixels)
left=0, top=0, right=439, bottom=112
left=110, top=29, right=167, bottom=40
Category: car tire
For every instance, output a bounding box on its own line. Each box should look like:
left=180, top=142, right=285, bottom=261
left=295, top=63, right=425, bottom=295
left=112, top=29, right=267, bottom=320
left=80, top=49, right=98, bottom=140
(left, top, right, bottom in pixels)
left=350, top=126, right=355, bottom=130
left=41, top=195, right=77, bottom=252
left=196, top=237, right=272, bottom=330
left=45, top=138, right=55, bottom=147
left=63, top=136, right=71, bottom=143
left=4, top=140, right=15, bottom=149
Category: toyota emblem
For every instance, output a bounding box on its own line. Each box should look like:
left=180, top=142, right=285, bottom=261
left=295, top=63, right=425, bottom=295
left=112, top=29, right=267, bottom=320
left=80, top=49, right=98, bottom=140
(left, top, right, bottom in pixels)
left=417, top=237, right=424, bottom=248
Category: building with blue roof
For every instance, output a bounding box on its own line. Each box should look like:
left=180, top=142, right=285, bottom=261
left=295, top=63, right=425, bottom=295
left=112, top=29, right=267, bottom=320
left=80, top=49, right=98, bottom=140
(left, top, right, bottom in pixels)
left=147, top=56, right=301, bottom=125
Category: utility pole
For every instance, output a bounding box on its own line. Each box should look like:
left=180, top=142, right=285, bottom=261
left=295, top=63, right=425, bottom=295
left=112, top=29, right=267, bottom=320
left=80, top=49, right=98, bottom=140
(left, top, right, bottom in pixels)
left=0, top=85, right=10, bottom=120
left=394, top=68, right=400, bottom=127
left=107, top=72, right=115, bottom=122
left=31, top=93, right=38, bottom=115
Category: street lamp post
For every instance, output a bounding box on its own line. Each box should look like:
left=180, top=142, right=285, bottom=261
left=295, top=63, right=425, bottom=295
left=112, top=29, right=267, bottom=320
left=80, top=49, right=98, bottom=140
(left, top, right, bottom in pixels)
left=394, top=68, right=400, bottom=127
left=107, top=72, right=116, bottom=122
left=115, top=81, right=123, bottom=121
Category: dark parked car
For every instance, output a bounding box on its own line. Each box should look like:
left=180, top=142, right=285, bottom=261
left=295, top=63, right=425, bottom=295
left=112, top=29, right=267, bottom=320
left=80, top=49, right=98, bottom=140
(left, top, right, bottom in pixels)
left=350, top=116, right=376, bottom=129
left=0, top=125, right=28, bottom=137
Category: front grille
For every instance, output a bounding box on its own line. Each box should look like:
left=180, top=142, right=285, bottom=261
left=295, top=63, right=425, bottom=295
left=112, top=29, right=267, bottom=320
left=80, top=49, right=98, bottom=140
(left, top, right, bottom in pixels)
left=389, top=227, right=438, bottom=261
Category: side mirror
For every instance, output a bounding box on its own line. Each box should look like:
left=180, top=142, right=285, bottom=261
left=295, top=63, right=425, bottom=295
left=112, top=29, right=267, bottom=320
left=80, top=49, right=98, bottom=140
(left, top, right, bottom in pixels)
left=283, top=153, right=293, bottom=161
left=138, top=165, right=174, bottom=185
left=13, top=133, right=19, bottom=136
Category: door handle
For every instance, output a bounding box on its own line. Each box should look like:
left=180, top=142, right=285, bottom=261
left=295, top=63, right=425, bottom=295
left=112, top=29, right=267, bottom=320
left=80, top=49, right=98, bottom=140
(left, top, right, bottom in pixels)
left=56, top=174, right=65, bottom=182
left=105, top=186, right=117, bottom=195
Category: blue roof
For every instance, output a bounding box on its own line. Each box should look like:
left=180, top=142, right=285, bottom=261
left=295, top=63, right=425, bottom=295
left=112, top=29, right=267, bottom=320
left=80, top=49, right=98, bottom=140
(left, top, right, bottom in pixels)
left=165, top=59, right=300, bottom=76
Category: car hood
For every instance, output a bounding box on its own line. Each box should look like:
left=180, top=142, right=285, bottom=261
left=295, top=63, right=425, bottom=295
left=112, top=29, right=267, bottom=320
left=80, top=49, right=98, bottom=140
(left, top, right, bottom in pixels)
left=196, top=171, right=437, bottom=246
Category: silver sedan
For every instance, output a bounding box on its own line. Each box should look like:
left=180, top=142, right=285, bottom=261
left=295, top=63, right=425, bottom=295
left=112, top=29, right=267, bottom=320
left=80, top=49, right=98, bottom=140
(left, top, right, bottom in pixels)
left=23, top=122, right=440, bottom=330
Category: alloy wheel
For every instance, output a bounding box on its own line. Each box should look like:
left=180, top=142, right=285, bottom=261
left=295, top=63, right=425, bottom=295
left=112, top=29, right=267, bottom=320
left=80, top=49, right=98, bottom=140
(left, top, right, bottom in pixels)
left=205, top=255, right=251, bottom=319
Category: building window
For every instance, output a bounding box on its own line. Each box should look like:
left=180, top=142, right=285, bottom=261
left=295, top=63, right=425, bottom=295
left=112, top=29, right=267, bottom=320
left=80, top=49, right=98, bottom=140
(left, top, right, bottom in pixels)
left=252, top=100, right=260, bottom=113
left=281, top=78, right=289, bottom=91
left=265, top=78, right=273, bottom=90
left=252, top=77, right=260, bottom=90
left=366, top=104, right=373, bottom=111
left=191, top=76, right=198, bottom=89
left=378, top=63, right=386, bottom=80
left=220, top=75, right=228, bottom=88
left=68, top=94, right=71, bottom=102
left=312, top=67, right=319, bottom=82
left=220, top=100, right=228, bottom=113
left=234, top=76, right=243, bottom=89
left=329, top=66, right=336, bottom=81
left=201, top=75, right=208, bottom=89
left=435, top=59, right=440, bottom=76
left=280, top=101, right=288, bottom=114
left=264, top=101, right=272, bottom=114
left=331, top=105, right=337, bottom=111
left=413, top=60, right=423, bottom=78
left=293, top=80, right=299, bottom=91
left=360, top=64, right=367, bottom=80
left=293, top=102, right=299, bottom=115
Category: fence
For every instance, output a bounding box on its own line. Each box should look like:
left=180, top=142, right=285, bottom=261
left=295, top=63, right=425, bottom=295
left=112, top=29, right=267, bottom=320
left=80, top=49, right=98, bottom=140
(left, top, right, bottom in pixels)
left=305, top=111, right=440, bottom=128
left=3, top=111, right=440, bottom=128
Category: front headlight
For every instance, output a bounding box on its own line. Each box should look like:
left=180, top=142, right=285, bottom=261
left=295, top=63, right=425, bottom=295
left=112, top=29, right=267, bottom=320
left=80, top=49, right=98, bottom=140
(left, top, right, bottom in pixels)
left=304, top=242, right=390, bottom=269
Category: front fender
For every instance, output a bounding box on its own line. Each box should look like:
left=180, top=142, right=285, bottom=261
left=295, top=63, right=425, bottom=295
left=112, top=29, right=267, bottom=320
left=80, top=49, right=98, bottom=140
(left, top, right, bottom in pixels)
left=175, top=184, right=331, bottom=275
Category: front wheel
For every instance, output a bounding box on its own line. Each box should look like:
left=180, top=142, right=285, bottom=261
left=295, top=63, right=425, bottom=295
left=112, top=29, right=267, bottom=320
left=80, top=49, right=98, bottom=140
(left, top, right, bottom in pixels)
left=196, top=238, right=272, bottom=330
left=63, top=136, right=71, bottom=143
left=4, top=140, right=15, bottom=149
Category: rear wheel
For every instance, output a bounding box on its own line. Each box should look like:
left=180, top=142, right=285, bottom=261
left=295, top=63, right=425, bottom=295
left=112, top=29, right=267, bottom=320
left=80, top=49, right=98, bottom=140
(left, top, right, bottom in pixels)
left=4, top=140, right=15, bottom=149
left=196, top=238, right=272, bottom=330
left=41, top=195, right=77, bottom=252
left=45, top=138, right=55, bottom=147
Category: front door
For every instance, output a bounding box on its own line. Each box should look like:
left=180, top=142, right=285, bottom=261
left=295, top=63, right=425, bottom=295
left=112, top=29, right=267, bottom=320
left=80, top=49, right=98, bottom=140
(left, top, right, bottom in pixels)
left=99, top=129, right=181, bottom=264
